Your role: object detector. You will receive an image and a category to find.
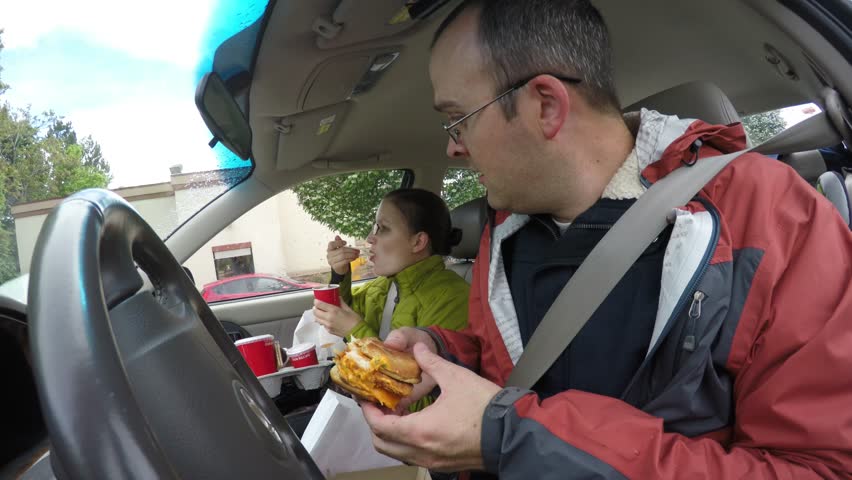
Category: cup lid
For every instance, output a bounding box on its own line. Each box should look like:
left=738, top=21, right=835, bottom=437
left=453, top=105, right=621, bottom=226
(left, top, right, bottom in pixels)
left=234, top=334, right=274, bottom=346
left=312, top=284, right=339, bottom=290
left=286, top=343, right=316, bottom=355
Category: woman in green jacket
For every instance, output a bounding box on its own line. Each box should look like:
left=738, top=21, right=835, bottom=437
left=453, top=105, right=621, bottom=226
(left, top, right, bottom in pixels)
left=313, top=188, right=469, bottom=342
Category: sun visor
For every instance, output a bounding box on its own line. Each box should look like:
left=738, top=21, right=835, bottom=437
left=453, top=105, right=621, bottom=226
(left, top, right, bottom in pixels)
left=301, top=56, right=372, bottom=110
left=299, top=49, right=402, bottom=111
left=274, top=102, right=351, bottom=170
left=314, top=0, right=452, bottom=49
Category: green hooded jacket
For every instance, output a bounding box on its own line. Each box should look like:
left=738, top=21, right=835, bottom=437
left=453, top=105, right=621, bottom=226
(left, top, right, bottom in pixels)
left=337, top=255, right=469, bottom=339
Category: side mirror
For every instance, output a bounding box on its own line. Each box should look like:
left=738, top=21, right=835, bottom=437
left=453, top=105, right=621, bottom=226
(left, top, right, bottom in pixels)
left=194, top=72, right=252, bottom=160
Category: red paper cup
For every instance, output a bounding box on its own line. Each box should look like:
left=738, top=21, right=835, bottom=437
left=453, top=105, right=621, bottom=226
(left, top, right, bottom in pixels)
left=235, top=334, right=277, bottom=376
left=287, top=343, right=319, bottom=368
left=313, top=284, right=340, bottom=307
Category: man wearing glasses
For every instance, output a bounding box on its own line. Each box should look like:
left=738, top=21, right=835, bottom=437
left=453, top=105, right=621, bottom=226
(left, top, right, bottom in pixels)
left=361, top=0, right=852, bottom=479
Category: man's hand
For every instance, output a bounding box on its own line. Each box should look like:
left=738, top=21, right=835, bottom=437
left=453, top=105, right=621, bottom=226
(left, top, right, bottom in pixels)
left=326, top=235, right=361, bottom=276
left=361, top=343, right=502, bottom=472
left=383, top=327, right=437, bottom=354
left=313, top=300, right=361, bottom=337
left=383, top=328, right=440, bottom=412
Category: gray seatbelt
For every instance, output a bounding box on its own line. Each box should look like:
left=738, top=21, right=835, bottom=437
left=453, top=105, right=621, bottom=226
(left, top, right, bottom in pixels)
left=505, top=113, right=841, bottom=389
left=379, top=281, right=398, bottom=340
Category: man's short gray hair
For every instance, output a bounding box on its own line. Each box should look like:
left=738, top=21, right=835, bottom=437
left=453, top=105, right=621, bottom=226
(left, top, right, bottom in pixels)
left=433, top=0, right=621, bottom=117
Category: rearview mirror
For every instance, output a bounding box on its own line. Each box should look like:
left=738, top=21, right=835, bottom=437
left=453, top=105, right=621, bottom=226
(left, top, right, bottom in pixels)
left=195, top=72, right=252, bottom=160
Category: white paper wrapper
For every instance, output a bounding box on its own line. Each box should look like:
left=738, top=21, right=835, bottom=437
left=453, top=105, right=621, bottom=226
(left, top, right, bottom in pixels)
left=292, top=309, right=346, bottom=360
left=301, top=390, right=402, bottom=477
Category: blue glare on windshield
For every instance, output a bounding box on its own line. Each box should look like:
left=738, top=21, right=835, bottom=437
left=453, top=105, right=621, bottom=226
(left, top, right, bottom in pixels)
left=196, top=0, right=269, bottom=171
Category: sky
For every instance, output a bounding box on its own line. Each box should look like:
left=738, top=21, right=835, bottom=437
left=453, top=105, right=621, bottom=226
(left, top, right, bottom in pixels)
left=0, top=0, right=252, bottom=188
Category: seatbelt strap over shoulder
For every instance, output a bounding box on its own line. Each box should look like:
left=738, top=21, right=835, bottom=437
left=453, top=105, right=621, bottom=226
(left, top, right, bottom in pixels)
left=379, top=281, right=398, bottom=340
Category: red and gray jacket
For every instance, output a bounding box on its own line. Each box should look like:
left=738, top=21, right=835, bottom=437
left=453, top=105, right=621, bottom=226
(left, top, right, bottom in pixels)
left=429, top=109, right=852, bottom=479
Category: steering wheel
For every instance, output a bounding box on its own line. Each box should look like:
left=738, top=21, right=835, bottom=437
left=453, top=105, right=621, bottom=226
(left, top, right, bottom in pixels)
left=28, top=189, right=323, bottom=479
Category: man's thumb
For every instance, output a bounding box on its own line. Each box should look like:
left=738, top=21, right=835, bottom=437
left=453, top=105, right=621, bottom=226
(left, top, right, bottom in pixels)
left=412, top=342, right=449, bottom=382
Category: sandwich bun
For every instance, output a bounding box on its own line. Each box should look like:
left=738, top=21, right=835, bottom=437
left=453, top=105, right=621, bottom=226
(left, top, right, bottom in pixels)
left=330, top=338, right=421, bottom=409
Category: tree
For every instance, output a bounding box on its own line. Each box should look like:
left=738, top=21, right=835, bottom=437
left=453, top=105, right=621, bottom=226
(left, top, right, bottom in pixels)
left=741, top=110, right=786, bottom=145
left=293, top=168, right=486, bottom=239
left=0, top=30, right=7, bottom=96
left=441, top=168, right=486, bottom=210
left=0, top=32, right=112, bottom=282
left=293, top=170, right=406, bottom=238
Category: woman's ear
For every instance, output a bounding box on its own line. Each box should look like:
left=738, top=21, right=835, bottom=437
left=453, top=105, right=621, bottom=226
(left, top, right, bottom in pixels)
left=410, top=232, right=430, bottom=254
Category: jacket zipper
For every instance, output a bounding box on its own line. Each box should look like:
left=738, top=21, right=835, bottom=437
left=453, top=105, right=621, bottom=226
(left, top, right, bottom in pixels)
left=571, top=223, right=614, bottom=230
left=656, top=203, right=719, bottom=348
left=673, top=290, right=705, bottom=366
left=663, top=199, right=720, bottom=371
left=620, top=198, right=720, bottom=400
left=683, top=291, right=704, bottom=351
left=531, top=216, right=614, bottom=240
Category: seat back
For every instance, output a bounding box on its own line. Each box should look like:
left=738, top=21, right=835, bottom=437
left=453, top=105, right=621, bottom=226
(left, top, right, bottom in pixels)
left=817, top=171, right=852, bottom=229
left=778, top=150, right=828, bottom=184
left=447, top=196, right=488, bottom=283
left=623, top=80, right=741, bottom=125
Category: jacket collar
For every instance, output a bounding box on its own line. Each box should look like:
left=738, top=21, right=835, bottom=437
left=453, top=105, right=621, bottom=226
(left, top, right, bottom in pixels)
left=638, top=108, right=749, bottom=184
left=491, top=109, right=749, bottom=231
left=389, top=255, right=444, bottom=294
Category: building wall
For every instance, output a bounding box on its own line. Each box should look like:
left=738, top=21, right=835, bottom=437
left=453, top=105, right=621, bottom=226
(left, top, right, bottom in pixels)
left=277, top=190, right=357, bottom=275
left=174, top=184, right=228, bottom=224
left=14, top=195, right=178, bottom=274
left=182, top=190, right=356, bottom=288
left=12, top=183, right=356, bottom=289
left=131, top=196, right=179, bottom=238
left=13, top=215, right=46, bottom=274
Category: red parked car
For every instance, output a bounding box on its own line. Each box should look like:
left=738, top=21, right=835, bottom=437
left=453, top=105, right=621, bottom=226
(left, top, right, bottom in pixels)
left=200, top=274, right=322, bottom=302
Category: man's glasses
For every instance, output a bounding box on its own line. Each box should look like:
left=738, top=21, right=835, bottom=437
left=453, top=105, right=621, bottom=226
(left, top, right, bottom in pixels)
left=442, top=74, right=582, bottom=144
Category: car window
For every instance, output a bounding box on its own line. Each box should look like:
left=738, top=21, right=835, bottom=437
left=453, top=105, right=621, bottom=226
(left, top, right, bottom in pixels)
left=741, top=103, right=821, bottom=144
left=185, top=169, right=410, bottom=303
left=441, top=168, right=486, bottom=210
left=256, top=278, right=287, bottom=292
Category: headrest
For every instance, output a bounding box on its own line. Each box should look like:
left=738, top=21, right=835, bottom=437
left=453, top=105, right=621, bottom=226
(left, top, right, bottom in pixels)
left=450, top=196, right=487, bottom=260
left=624, top=81, right=740, bottom=126
left=817, top=171, right=852, bottom=229
left=778, top=150, right=827, bottom=184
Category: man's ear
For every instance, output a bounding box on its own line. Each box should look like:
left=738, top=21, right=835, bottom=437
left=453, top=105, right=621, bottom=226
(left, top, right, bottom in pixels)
left=410, top=232, right=430, bottom=254
left=527, top=75, right=571, bottom=140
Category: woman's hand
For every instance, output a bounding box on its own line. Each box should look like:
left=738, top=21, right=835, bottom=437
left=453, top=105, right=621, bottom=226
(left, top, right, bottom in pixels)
left=326, top=235, right=361, bottom=276
left=313, top=299, right=362, bottom=337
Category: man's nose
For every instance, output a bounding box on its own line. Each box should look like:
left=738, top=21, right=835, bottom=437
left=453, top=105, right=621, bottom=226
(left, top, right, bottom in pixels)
left=446, top=137, right=469, bottom=158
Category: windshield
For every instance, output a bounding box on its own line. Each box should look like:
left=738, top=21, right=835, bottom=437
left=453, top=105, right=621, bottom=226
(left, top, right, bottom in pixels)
left=0, top=0, right=268, bottom=283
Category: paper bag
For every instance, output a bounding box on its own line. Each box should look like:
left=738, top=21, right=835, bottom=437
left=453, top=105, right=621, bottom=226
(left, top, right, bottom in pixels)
left=292, top=309, right=346, bottom=361
left=301, top=390, right=403, bottom=477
